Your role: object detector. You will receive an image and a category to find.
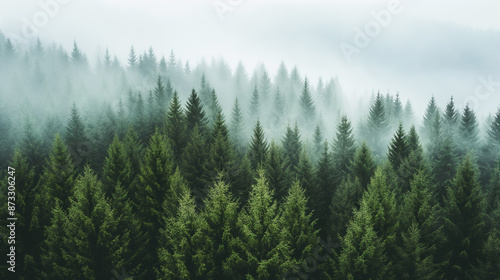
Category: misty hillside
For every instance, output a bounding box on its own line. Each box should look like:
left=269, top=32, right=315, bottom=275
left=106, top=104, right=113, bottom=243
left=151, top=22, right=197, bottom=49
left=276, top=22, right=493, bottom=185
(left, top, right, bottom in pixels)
left=1, top=34, right=500, bottom=280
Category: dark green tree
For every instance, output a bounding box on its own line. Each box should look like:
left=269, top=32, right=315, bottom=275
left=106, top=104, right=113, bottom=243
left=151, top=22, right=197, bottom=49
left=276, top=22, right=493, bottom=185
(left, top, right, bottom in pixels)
left=134, top=130, right=175, bottom=279
left=265, top=141, right=290, bottom=202
left=182, top=126, right=209, bottom=207
left=351, top=142, right=376, bottom=190
left=282, top=123, right=302, bottom=174
left=248, top=120, right=269, bottom=170
left=165, top=91, right=187, bottom=163
left=364, top=92, right=389, bottom=160
left=65, top=104, right=89, bottom=170
left=442, top=155, right=487, bottom=280
left=332, top=115, right=356, bottom=184
left=185, top=89, right=209, bottom=137
left=459, top=104, right=479, bottom=156
left=102, top=135, right=132, bottom=199
left=387, top=123, right=409, bottom=172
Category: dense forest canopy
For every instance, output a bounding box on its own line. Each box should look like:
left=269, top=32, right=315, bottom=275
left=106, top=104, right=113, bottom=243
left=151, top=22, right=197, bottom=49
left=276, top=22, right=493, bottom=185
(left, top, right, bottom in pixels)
left=0, top=33, right=499, bottom=279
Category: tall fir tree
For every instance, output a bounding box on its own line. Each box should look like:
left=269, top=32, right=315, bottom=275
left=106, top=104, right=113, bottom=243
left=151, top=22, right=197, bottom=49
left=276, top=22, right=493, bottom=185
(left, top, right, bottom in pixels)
left=459, top=104, right=480, bottom=156
left=102, top=135, right=132, bottom=199
left=332, top=115, right=356, bottom=185
left=442, top=155, right=487, bottom=280
left=185, top=89, right=209, bottom=137
left=182, top=125, right=209, bottom=207
left=282, top=123, right=303, bottom=174
left=65, top=104, right=89, bottom=170
left=265, top=141, right=291, bottom=202
left=299, top=78, right=316, bottom=124
left=165, top=91, right=187, bottom=164
left=56, top=167, right=119, bottom=280
left=351, top=142, right=376, bottom=190
left=134, top=130, right=175, bottom=279
left=364, top=92, right=389, bottom=160
left=248, top=120, right=269, bottom=170
left=387, top=123, right=409, bottom=173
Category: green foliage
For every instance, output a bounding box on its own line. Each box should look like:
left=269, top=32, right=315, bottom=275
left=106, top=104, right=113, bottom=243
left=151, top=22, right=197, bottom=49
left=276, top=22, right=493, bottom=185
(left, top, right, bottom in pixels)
left=165, top=91, right=187, bottom=163
left=248, top=120, right=268, bottom=170
left=351, top=142, right=376, bottom=190
left=299, top=78, right=316, bottom=124
left=282, top=123, right=302, bottom=174
left=442, top=155, right=487, bottom=280
left=332, top=115, right=356, bottom=185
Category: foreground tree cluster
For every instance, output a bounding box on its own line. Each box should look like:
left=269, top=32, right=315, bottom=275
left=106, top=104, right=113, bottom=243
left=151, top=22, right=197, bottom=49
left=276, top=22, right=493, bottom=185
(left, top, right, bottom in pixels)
left=0, top=36, right=500, bottom=279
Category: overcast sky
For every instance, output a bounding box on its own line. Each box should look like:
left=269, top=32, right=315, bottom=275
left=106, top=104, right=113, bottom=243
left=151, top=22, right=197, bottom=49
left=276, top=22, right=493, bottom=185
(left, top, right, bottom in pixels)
left=1, top=0, right=500, bottom=117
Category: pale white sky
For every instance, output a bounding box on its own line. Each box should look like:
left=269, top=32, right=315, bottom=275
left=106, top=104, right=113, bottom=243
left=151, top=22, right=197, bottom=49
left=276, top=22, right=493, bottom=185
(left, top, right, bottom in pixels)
left=1, top=0, right=500, bottom=116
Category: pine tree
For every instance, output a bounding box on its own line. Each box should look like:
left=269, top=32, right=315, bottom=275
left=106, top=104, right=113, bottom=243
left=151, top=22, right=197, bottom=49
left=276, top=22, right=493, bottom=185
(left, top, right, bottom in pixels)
left=364, top=92, right=389, bottom=160
left=33, top=135, right=76, bottom=237
left=259, top=68, right=272, bottom=101
left=422, top=97, right=439, bottom=140
left=393, top=93, right=403, bottom=122
left=387, top=123, right=409, bottom=172
left=459, top=104, right=479, bottom=156
left=311, top=125, right=322, bottom=159
left=230, top=97, right=246, bottom=156
left=205, top=111, right=235, bottom=183
left=299, top=78, right=316, bottom=124
left=248, top=120, right=269, bottom=170
left=431, top=136, right=458, bottom=206
left=123, top=125, right=143, bottom=188
left=153, top=75, right=167, bottom=126
left=128, top=46, right=138, bottom=70
left=296, top=150, right=314, bottom=205
left=265, top=141, right=290, bottom=202
left=185, top=89, right=209, bottom=137
left=352, top=142, right=376, bottom=190
left=313, top=142, right=335, bottom=236
left=332, top=115, right=356, bottom=184
left=20, top=116, right=44, bottom=181
left=282, top=123, right=302, bottom=174
left=442, top=155, right=487, bottom=280
left=443, top=96, right=459, bottom=139
left=195, top=178, right=240, bottom=279
left=40, top=203, right=71, bottom=279
left=182, top=126, right=209, bottom=207
left=396, top=126, right=427, bottom=195
left=395, top=170, right=444, bottom=280
left=333, top=201, right=389, bottom=280
left=157, top=190, right=203, bottom=279
left=135, top=130, right=175, bottom=279
left=330, top=178, right=363, bottom=242
left=280, top=181, right=318, bottom=273
left=165, top=91, right=186, bottom=163
left=65, top=104, right=89, bottom=169
left=102, top=135, right=132, bottom=199
left=249, top=84, right=260, bottom=118
left=58, top=167, right=119, bottom=280
left=207, top=89, right=222, bottom=126
left=234, top=170, right=289, bottom=279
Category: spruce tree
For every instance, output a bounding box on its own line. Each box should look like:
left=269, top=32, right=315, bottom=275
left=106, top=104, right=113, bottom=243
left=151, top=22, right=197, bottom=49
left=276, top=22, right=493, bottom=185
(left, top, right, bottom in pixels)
left=431, top=136, right=458, bottom=206
left=265, top=141, right=291, bottom=202
left=195, top=178, right=240, bottom=279
left=234, top=170, right=289, bottom=279
left=282, top=123, right=302, bottom=174
left=157, top=190, right=203, bottom=280
left=330, top=178, right=363, bottom=242
left=332, top=115, right=356, bottom=184
left=229, top=97, right=245, bottom=156
left=102, top=135, right=132, bottom=199
left=280, top=180, right=318, bottom=274
left=459, top=104, right=479, bottom=156
left=351, top=142, right=376, bottom=190
left=165, top=91, right=186, bottom=163
left=313, top=142, right=335, bottom=236
left=364, top=92, right=389, bottom=160
left=387, top=123, right=409, bottom=172
left=296, top=150, right=314, bottom=205
left=182, top=125, right=209, bottom=207
left=185, top=89, right=209, bottom=137
left=442, top=155, right=487, bottom=280
left=396, top=170, right=444, bottom=280
left=248, top=120, right=269, bottom=170
left=205, top=111, right=235, bottom=183
left=135, top=130, right=175, bottom=279
left=58, top=167, right=119, bottom=280
left=333, top=201, right=389, bottom=280
left=299, top=78, right=316, bottom=124
left=249, top=84, right=260, bottom=118
left=443, top=96, right=459, bottom=139
left=65, top=104, right=89, bottom=169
